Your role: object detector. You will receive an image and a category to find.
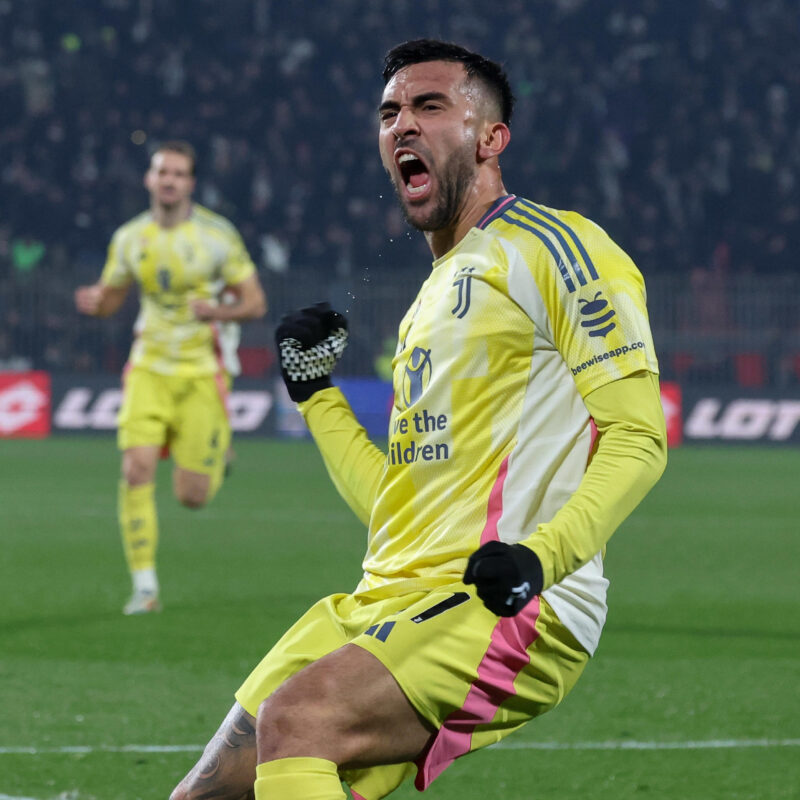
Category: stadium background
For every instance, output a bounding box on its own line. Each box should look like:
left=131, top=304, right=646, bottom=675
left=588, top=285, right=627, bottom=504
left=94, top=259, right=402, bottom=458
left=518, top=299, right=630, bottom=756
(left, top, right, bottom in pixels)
left=2, top=0, right=800, bottom=445
left=1, top=2, right=799, bottom=799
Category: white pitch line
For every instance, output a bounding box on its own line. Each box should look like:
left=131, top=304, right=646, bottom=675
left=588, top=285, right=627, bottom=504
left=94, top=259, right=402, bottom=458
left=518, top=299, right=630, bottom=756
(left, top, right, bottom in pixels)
left=0, top=744, right=202, bottom=755
left=1, top=739, right=799, bottom=756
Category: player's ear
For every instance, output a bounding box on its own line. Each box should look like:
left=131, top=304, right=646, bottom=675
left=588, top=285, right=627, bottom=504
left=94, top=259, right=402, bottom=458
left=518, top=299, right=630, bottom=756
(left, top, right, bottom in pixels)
left=477, top=121, right=511, bottom=162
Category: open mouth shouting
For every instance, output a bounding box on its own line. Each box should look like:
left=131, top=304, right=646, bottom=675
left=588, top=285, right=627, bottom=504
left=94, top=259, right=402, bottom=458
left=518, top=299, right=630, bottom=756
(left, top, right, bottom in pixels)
left=395, top=149, right=432, bottom=202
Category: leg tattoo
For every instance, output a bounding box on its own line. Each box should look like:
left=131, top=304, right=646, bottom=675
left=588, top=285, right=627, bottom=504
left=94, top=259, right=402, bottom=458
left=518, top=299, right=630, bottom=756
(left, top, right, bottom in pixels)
left=171, top=703, right=257, bottom=800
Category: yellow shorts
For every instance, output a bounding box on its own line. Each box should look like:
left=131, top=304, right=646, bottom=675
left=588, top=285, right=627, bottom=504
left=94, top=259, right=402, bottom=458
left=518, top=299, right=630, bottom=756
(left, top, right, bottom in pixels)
left=235, top=582, right=589, bottom=799
left=117, top=366, right=231, bottom=477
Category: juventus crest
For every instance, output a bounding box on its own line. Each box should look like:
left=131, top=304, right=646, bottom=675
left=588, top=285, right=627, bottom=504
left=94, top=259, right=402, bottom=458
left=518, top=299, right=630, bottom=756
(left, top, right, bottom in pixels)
left=451, top=266, right=476, bottom=318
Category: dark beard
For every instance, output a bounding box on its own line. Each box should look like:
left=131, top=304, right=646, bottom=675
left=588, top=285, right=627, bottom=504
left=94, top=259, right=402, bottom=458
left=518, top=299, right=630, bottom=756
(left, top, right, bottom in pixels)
left=396, top=147, right=475, bottom=232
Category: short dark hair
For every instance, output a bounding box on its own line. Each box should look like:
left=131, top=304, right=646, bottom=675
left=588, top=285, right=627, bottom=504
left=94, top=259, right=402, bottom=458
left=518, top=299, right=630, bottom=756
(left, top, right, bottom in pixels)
left=382, top=39, right=515, bottom=126
left=153, top=140, right=197, bottom=175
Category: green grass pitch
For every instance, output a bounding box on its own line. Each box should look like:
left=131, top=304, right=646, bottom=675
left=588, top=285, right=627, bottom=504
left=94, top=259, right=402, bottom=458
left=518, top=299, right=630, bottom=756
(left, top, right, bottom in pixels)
left=1, top=437, right=798, bottom=799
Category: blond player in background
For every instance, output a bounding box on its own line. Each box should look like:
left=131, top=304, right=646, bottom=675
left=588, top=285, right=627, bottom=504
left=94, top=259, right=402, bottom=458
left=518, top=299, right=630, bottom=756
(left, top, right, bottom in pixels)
left=75, top=140, right=266, bottom=615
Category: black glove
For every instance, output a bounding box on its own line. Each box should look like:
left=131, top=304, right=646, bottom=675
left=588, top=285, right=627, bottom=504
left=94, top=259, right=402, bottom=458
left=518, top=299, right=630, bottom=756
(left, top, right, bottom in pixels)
left=464, top=541, right=544, bottom=617
left=275, top=302, right=348, bottom=402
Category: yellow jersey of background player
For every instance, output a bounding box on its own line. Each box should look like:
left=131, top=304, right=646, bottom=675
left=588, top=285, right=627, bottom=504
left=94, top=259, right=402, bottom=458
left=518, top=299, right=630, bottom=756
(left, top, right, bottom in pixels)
left=101, top=203, right=255, bottom=377
left=74, top=140, right=266, bottom=615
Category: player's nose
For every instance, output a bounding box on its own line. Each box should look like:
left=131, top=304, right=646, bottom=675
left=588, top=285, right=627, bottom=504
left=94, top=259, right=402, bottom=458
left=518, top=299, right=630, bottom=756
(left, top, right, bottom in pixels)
left=392, top=106, right=420, bottom=139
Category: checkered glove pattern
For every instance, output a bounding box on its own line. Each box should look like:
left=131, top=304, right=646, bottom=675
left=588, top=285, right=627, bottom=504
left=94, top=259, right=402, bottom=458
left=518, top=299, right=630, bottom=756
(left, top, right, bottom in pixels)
left=275, top=302, right=349, bottom=402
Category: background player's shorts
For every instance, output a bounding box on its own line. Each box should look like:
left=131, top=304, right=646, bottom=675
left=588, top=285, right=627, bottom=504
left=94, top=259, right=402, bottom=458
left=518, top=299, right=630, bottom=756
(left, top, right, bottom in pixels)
left=117, top=366, right=230, bottom=477
left=235, top=581, right=589, bottom=799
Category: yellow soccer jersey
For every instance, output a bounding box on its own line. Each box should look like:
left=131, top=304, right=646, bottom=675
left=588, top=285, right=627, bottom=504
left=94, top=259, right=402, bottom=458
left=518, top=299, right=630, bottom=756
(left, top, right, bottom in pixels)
left=100, top=205, right=255, bottom=377
left=356, top=196, right=657, bottom=653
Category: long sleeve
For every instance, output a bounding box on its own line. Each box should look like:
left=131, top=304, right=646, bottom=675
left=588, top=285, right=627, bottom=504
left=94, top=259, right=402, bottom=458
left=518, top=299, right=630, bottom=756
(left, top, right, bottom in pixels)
left=524, top=371, right=668, bottom=590
left=299, top=386, right=386, bottom=526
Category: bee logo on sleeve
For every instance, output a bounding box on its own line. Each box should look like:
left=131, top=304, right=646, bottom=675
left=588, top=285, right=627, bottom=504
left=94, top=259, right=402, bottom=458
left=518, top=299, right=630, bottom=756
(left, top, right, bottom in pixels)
left=578, top=291, right=616, bottom=338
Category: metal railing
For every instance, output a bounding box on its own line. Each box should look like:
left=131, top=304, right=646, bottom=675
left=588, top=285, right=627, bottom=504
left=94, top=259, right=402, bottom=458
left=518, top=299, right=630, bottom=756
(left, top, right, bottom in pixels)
left=2, top=267, right=799, bottom=388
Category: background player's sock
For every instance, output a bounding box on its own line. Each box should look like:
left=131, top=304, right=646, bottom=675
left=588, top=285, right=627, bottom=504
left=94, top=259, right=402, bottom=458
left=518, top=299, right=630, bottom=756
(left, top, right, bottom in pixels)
left=254, top=757, right=346, bottom=800
left=132, top=567, right=158, bottom=595
left=118, top=481, right=159, bottom=575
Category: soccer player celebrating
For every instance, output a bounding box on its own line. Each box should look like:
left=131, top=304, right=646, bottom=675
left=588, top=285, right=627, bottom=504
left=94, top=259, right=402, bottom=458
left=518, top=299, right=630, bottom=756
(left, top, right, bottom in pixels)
left=75, top=141, right=266, bottom=615
left=171, top=41, right=666, bottom=799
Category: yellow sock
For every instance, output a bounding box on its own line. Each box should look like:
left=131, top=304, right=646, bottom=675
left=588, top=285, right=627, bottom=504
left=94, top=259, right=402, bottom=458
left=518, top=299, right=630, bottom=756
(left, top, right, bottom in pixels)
left=118, top=481, right=158, bottom=573
left=254, top=757, right=346, bottom=800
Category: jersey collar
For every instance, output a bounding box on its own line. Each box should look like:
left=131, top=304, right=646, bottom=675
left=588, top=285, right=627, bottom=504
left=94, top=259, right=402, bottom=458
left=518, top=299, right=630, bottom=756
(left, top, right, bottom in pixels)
left=476, top=195, right=517, bottom=230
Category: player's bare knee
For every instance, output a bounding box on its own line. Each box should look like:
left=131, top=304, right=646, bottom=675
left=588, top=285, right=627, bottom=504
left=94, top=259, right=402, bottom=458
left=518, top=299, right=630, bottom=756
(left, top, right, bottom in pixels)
left=177, top=487, right=208, bottom=509
left=256, top=669, right=348, bottom=762
left=256, top=686, right=319, bottom=751
left=122, top=456, right=154, bottom=487
left=256, top=694, right=298, bottom=760
left=174, top=469, right=211, bottom=509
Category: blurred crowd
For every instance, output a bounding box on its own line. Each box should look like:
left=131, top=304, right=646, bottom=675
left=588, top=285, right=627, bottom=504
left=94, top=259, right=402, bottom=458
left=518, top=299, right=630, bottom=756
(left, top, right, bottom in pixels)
left=1, top=0, right=799, bottom=377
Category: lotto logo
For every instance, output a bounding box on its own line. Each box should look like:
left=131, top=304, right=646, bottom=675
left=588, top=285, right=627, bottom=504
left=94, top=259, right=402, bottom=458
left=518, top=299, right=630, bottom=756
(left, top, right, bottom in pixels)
left=685, top=397, right=800, bottom=441
left=52, top=385, right=273, bottom=433
left=0, top=372, right=51, bottom=438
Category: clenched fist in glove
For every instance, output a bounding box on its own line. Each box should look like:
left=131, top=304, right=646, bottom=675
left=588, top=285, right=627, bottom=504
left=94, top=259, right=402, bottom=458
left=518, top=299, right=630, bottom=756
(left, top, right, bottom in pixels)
left=464, top=540, right=544, bottom=616
left=275, top=302, right=349, bottom=402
